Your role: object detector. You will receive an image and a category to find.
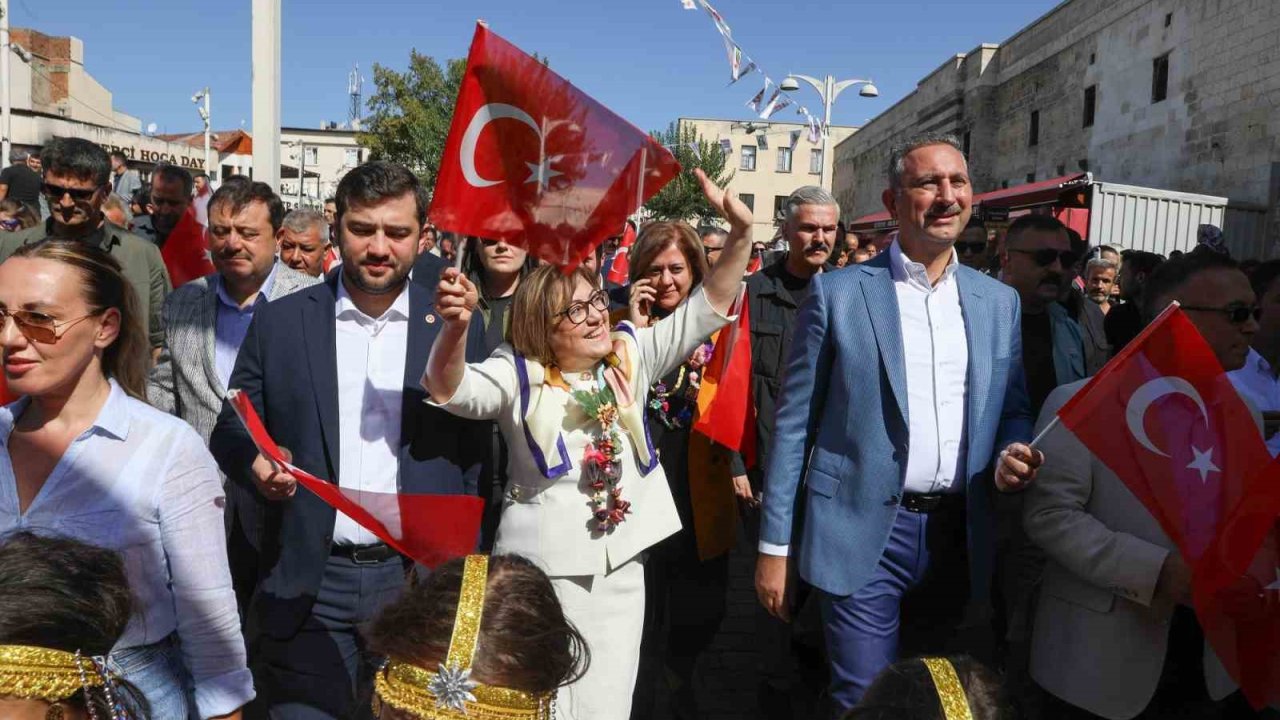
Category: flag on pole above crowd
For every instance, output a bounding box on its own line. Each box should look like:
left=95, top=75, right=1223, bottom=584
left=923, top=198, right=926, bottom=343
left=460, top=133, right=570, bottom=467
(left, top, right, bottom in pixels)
left=226, top=390, right=484, bottom=568
left=1052, top=304, right=1280, bottom=709
left=429, top=23, right=679, bottom=271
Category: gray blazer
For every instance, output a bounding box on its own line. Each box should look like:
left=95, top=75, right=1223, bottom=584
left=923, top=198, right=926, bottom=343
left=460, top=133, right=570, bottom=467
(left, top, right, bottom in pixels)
left=1025, top=379, right=1235, bottom=719
left=149, top=263, right=320, bottom=443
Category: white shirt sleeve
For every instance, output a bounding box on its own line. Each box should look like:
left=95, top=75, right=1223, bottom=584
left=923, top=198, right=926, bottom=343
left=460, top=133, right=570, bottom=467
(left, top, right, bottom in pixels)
left=424, top=353, right=519, bottom=421
left=634, top=285, right=736, bottom=382
left=758, top=541, right=790, bottom=557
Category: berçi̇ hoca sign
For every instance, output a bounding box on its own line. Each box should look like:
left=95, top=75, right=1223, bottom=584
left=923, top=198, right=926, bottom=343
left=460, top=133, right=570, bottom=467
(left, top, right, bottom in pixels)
left=97, top=142, right=206, bottom=170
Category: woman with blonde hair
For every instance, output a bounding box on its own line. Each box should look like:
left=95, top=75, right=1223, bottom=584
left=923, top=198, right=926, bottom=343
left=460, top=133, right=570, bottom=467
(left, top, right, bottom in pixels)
left=422, top=170, right=753, bottom=720
left=0, top=240, right=252, bottom=719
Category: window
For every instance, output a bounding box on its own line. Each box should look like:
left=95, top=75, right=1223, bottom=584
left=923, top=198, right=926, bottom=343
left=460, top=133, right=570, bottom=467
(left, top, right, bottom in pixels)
left=809, top=149, right=823, bottom=175
left=344, top=148, right=361, bottom=166
left=1152, top=53, right=1170, bottom=103
left=1029, top=111, right=1040, bottom=147
left=304, top=146, right=318, bottom=165
left=1078, top=158, right=1090, bottom=172
left=1026, top=173, right=1036, bottom=184
left=740, top=145, right=757, bottom=171
left=1056, top=164, right=1066, bottom=176
left=1083, top=86, right=1096, bottom=128
left=773, top=195, right=788, bottom=222
left=1089, top=52, right=1096, bottom=65
left=738, top=193, right=755, bottom=213
left=962, top=131, right=971, bottom=158
left=1164, top=12, right=1172, bottom=27
left=776, top=147, right=793, bottom=173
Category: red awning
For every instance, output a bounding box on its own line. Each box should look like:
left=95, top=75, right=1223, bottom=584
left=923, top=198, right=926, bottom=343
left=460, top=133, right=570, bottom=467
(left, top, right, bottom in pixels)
left=849, top=210, right=895, bottom=232
left=975, top=172, right=1090, bottom=208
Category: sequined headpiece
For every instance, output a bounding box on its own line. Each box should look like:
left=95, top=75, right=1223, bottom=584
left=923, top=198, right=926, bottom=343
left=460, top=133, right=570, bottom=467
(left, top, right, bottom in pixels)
left=0, top=644, right=126, bottom=719
left=921, top=657, right=973, bottom=720
left=374, top=555, right=556, bottom=719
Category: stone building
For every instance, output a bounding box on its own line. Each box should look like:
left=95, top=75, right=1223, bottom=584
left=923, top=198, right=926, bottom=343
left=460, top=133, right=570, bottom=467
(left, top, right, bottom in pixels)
left=680, top=117, right=856, bottom=244
left=832, top=0, right=1280, bottom=255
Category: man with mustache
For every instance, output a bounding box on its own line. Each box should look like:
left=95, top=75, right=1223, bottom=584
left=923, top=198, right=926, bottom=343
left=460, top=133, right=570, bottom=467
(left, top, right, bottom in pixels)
left=1085, top=257, right=1118, bottom=314
left=277, top=207, right=332, bottom=278
left=209, top=161, right=483, bottom=719
left=0, top=137, right=171, bottom=354
left=757, top=133, right=1041, bottom=713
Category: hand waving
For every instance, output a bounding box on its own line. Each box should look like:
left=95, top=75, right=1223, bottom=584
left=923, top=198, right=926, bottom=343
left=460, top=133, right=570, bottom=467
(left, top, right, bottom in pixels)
left=695, top=168, right=752, bottom=233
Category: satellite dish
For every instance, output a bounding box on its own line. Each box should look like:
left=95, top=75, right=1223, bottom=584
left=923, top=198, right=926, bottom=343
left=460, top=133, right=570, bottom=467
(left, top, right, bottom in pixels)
left=146, top=122, right=158, bottom=134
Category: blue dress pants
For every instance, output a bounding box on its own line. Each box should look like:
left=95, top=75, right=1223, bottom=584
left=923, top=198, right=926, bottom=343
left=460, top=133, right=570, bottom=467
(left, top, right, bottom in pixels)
left=819, top=497, right=971, bottom=716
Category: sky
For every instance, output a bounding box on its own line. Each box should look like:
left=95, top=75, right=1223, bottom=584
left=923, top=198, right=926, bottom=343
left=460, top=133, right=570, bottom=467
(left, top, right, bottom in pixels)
left=16, top=0, right=1059, bottom=138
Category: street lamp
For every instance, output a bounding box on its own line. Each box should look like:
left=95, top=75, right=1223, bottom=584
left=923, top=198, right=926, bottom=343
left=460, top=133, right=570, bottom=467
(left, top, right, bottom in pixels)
left=779, top=74, right=878, bottom=190
left=192, top=88, right=212, bottom=181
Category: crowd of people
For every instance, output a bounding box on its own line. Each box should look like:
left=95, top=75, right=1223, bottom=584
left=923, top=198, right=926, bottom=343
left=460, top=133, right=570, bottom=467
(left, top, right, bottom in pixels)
left=0, top=130, right=1277, bottom=720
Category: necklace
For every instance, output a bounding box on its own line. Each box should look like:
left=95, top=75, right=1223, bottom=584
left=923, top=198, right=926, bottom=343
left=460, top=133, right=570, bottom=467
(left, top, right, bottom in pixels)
left=572, top=366, right=630, bottom=533
left=648, top=341, right=714, bottom=430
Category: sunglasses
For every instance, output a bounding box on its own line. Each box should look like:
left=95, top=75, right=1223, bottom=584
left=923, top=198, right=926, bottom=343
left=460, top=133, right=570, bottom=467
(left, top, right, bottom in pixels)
left=955, top=241, right=986, bottom=255
left=41, top=182, right=101, bottom=202
left=1181, top=304, right=1262, bottom=325
left=1009, top=248, right=1079, bottom=268
left=0, top=308, right=100, bottom=344
left=556, top=290, right=610, bottom=326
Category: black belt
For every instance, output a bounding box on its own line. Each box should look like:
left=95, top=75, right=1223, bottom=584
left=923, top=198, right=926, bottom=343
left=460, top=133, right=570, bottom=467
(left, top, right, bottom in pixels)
left=899, top=492, right=963, bottom=514
left=330, top=542, right=399, bottom=564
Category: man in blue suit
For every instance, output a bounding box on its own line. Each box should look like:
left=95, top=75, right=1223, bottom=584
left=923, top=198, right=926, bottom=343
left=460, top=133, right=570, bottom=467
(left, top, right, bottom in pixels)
left=755, top=133, right=1043, bottom=714
left=210, top=162, right=483, bottom=719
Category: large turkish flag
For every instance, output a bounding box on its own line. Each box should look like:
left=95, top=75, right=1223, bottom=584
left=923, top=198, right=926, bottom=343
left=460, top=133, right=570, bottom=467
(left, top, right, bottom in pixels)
left=430, top=23, right=679, bottom=270
left=1056, top=304, right=1280, bottom=708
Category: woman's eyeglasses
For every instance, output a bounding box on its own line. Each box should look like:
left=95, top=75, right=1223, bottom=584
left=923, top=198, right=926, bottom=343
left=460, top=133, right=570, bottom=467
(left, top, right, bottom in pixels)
left=1181, top=304, right=1262, bottom=325
left=555, top=290, right=610, bottom=326
left=0, top=308, right=100, bottom=344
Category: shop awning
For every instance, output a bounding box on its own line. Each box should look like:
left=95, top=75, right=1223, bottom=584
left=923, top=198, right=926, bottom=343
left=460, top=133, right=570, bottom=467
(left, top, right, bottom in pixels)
left=848, top=172, right=1093, bottom=231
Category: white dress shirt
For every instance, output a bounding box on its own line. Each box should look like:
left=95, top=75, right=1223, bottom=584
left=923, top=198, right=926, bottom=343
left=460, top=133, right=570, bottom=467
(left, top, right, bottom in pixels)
left=1228, top=348, right=1280, bottom=456
left=333, top=278, right=409, bottom=545
left=0, top=381, right=253, bottom=718
left=890, top=241, right=969, bottom=493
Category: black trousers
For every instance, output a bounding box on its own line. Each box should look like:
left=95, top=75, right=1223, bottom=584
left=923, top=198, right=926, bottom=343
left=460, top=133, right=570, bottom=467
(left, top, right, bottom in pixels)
left=246, top=555, right=405, bottom=720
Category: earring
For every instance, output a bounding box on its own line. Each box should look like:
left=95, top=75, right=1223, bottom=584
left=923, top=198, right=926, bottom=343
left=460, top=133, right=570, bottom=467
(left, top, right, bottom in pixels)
left=45, top=703, right=65, bottom=720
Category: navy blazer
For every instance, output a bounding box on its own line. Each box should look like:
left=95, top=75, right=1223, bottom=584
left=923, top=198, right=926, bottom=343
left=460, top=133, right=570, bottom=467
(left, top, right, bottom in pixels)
left=760, top=251, right=1033, bottom=602
left=209, top=270, right=485, bottom=638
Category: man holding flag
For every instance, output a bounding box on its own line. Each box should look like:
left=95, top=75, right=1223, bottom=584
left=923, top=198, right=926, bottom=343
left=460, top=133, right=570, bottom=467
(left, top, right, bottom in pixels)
left=1026, top=249, right=1279, bottom=718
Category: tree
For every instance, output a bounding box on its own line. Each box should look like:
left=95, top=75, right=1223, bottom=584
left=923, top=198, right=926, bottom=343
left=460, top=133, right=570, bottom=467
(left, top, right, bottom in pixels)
left=358, top=51, right=466, bottom=191
left=643, top=122, right=733, bottom=225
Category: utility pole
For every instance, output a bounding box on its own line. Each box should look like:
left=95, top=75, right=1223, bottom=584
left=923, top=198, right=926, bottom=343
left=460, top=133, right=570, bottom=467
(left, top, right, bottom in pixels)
left=1, top=0, right=11, bottom=165
left=194, top=88, right=211, bottom=180
left=252, top=0, right=281, bottom=189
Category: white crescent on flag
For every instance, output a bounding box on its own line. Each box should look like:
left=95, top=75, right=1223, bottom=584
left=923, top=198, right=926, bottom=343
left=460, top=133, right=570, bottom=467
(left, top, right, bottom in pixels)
left=460, top=103, right=541, bottom=188
left=1124, top=376, right=1209, bottom=457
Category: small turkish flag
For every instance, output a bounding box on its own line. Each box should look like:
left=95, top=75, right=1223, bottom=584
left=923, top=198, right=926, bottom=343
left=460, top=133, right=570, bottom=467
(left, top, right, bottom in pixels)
left=694, top=288, right=756, bottom=465
left=606, top=220, right=637, bottom=285
left=1056, top=304, right=1280, bottom=708
left=160, top=206, right=215, bottom=287
left=430, top=23, right=679, bottom=271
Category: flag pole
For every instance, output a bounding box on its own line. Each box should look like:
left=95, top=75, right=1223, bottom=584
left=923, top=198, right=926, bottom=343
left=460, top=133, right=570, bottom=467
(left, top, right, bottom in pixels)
left=1028, top=416, right=1061, bottom=450
left=454, top=235, right=468, bottom=272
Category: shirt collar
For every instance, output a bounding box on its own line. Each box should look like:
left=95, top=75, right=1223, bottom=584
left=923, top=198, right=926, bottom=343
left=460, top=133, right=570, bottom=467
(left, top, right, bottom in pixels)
left=335, top=275, right=410, bottom=323
left=43, top=217, right=111, bottom=250
left=888, top=239, right=959, bottom=291
left=0, top=380, right=130, bottom=447
left=1247, top=348, right=1274, bottom=376
left=215, top=262, right=279, bottom=311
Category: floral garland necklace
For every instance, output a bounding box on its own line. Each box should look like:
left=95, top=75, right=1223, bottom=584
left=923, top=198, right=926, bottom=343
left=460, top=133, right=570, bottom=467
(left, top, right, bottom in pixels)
left=648, top=341, right=714, bottom=430
left=572, top=366, right=631, bottom=533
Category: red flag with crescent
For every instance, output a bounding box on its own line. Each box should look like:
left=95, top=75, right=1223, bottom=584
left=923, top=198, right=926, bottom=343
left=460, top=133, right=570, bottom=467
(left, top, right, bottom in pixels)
left=429, top=23, right=680, bottom=271
left=1055, top=304, right=1280, bottom=708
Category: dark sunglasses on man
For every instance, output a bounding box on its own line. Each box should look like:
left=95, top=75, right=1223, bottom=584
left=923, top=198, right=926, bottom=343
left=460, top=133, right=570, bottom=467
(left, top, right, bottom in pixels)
left=41, top=182, right=101, bottom=203
left=1181, top=304, right=1262, bottom=325
left=955, top=241, right=986, bottom=255
left=1009, top=247, right=1078, bottom=268
left=0, top=308, right=101, bottom=344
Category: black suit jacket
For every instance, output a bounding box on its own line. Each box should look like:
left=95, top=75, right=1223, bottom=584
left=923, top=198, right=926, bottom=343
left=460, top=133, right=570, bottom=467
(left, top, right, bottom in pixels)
left=209, top=270, right=484, bottom=639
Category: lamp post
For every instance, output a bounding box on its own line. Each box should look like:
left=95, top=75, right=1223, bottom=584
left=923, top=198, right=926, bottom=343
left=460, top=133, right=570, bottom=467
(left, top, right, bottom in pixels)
left=1, top=0, right=10, bottom=166
left=193, top=88, right=211, bottom=180
left=779, top=74, right=878, bottom=190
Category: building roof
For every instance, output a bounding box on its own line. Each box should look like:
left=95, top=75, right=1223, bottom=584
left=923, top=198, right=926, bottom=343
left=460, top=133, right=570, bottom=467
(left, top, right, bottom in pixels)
left=155, top=129, right=253, bottom=155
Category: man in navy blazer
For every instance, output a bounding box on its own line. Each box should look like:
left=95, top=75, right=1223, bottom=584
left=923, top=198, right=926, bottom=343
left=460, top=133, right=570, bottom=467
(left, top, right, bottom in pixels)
left=755, top=133, right=1043, bottom=714
left=210, top=162, right=483, bottom=719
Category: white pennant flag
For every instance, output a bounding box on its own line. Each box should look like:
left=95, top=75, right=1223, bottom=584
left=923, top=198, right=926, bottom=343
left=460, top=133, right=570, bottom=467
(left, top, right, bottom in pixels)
left=807, top=113, right=821, bottom=143
left=759, top=88, right=792, bottom=120
left=747, top=79, right=773, bottom=112
left=757, top=134, right=768, bottom=150
left=789, top=130, right=802, bottom=149
left=681, top=0, right=696, bottom=8
left=700, top=0, right=732, bottom=38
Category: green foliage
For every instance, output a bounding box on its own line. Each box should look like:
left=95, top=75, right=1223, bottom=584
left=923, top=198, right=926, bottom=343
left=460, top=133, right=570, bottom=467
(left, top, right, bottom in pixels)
left=643, top=122, right=733, bottom=225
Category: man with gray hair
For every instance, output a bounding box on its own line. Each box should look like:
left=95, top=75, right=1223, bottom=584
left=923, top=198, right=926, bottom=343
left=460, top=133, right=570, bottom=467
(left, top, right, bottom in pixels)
left=1084, top=256, right=1118, bottom=314
left=278, top=206, right=332, bottom=277
left=729, top=184, right=838, bottom=717
left=757, top=132, right=1040, bottom=712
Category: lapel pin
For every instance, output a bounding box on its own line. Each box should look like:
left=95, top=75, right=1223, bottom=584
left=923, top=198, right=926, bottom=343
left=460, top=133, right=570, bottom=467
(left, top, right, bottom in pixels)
left=425, top=314, right=437, bottom=324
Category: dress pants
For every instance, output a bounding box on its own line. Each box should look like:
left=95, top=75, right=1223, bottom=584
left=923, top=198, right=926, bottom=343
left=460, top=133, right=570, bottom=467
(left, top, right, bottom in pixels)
left=819, top=498, right=971, bottom=716
left=553, top=558, right=646, bottom=720
left=247, top=554, right=405, bottom=720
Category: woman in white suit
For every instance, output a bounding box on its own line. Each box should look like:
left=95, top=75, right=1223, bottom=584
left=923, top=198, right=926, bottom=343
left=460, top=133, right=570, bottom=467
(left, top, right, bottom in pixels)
left=422, top=170, right=752, bottom=720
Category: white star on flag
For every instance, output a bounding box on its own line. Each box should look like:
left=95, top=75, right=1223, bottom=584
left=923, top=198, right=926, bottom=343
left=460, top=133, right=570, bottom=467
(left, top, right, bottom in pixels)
left=524, top=156, right=564, bottom=191
left=1185, top=445, right=1220, bottom=483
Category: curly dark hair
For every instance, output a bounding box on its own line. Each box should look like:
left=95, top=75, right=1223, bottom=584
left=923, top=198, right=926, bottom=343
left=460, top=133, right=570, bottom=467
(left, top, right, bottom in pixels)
left=366, top=554, right=589, bottom=694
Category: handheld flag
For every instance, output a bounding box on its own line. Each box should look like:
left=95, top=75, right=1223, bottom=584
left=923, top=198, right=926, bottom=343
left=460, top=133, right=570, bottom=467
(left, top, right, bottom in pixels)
left=160, top=206, right=215, bottom=287
left=430, top=23, right=679, bottom=271
left=226, top=389, right=483, bottom=567
left=606, top=220, right=637, bottom=286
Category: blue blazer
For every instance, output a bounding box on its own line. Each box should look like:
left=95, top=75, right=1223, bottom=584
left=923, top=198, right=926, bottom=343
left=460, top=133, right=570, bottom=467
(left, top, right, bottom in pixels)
left=209, top=270, right=485, bottom=638
left=760, top=251, right=1032, bottom=601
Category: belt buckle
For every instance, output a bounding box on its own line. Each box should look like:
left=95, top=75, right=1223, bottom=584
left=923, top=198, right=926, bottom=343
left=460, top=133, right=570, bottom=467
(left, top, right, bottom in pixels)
left=350, top=545, right=386, bottom=565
